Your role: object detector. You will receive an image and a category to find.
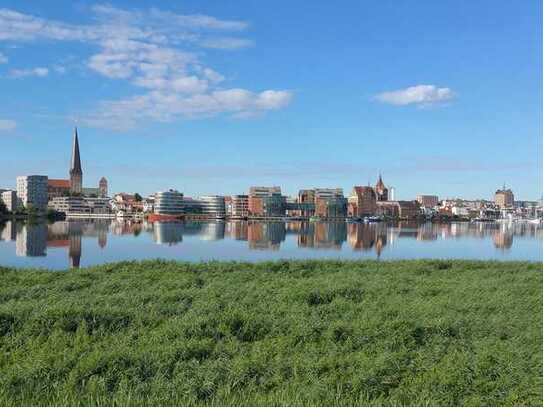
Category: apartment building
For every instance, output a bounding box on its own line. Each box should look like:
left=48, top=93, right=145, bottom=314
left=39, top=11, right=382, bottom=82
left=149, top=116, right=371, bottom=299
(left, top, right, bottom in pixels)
left=248, top=186, right=285, bottom=217
left=16, top=175, right=48, bottom=211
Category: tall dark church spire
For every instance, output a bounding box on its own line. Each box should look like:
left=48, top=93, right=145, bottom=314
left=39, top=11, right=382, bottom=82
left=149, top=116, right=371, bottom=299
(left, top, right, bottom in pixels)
left=69, top=127, right=83, bottom=194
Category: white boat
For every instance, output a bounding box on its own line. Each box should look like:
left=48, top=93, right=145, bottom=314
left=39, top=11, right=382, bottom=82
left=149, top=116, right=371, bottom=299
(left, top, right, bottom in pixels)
left=528, top=218, right=542, bottom=224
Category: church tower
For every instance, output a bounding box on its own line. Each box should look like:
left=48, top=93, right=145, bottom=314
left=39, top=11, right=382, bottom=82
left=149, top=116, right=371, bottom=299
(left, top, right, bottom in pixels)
left=375, top=173, right=389, bottom=201
left=70, top=127, right=83, bottom=194
left=99, top=177, right=108, bottom=198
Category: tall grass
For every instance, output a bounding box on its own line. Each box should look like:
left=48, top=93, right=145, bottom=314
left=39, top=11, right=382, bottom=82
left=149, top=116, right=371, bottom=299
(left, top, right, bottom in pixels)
left=1, top=259, right=542, bottom=406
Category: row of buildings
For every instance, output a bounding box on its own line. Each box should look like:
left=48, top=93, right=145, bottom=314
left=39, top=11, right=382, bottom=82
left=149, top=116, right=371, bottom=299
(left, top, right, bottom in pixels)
left=148, top=176, right=421, bottom=221
left=145, top=182, right=540, bottom=222
left=1, top=128, right=537, bottom=222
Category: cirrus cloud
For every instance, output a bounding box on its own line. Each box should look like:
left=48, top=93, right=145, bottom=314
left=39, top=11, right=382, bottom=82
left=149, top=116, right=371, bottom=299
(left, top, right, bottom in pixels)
left=375, top=84, right=455, bottom=107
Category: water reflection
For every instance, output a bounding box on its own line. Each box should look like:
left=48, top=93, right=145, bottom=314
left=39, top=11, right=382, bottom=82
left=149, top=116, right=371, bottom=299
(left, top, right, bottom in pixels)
left=1, top=219, right=543, bottom=269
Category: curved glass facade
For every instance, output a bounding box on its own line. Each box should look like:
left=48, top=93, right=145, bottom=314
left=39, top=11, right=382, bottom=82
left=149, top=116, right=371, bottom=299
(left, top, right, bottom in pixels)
left=199, top=196, right=226, bottom=218
left=154, top=190, right=184, bottom=215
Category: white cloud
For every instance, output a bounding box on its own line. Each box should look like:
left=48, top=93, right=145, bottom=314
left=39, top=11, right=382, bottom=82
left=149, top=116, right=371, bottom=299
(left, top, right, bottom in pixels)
left=53, top=65, right=66, bottom=74
left=0, top=52, right=7, bottom=63
left=9, top=67, right=49, bottom=78
left=201, top=68, right=224, bottom=83
left=80, top=88, right=293, bottom=131
left=0, top=9, right=95, bottom=41
left=375, top=85, right=455, bottom=106
left=199, top=37, right=254, bottom=49
left=92, top=4, right=249, bottom=31
left=0, top=119, right=16, bottom=131
left=0, top=5, right=292, bottom=130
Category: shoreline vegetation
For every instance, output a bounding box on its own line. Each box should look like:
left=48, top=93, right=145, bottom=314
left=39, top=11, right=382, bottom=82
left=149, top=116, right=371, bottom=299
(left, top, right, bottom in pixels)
left=1, top=260, right=542, bottom=405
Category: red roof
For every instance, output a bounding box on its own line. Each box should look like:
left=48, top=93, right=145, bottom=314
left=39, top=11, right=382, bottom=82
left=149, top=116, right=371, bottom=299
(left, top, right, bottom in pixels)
left=48, top=179, right=71, bottom=188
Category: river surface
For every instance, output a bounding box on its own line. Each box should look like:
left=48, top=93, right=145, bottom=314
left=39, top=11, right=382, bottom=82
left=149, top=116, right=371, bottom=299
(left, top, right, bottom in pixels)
left=1, top=219, right=543, bottom=269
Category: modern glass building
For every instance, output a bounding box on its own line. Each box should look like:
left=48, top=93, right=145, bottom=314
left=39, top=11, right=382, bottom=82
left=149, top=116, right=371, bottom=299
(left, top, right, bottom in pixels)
left=198, top=196, right=226, bottom=219
left=154, top=190, right=184, bottom=215
left=16, top=175, right=48, bottom=211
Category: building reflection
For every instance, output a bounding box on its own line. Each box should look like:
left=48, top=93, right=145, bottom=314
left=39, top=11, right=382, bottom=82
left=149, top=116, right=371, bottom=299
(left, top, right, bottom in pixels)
left=0, top=221, right=18, bottom=242
left=153, top=222, right=183, bottom=245
left=200, top=222, right=225, bottom=241
left=347, top=223, right=388, bottom=257
left=226, top=221, right=248, bottom=240
left=247, top=221, right=285, bottom=250
left=493, top=227, right=513, bottom=250
left=16, top=223, right=47, bottom=257
left=3, top=219, right=543, bottom=268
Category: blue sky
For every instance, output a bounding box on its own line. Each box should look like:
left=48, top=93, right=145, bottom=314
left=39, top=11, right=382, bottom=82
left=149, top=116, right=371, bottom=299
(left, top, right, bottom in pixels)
left=1, top=1, right=542, bottom=200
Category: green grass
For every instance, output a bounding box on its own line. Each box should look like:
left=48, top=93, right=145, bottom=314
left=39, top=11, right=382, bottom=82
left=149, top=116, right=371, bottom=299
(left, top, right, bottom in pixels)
left=1, top=259, right=543, bottom=406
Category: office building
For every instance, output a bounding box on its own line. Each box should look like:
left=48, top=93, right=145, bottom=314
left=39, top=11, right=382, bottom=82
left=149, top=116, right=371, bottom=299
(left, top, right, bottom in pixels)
left=248, top=186, right=285, bottom=217
left=297, top=189, right=316, bottom=217
left=154, top=190, right=184, bottom=215
left=417, top=195, right=439, bottom=208
left=16, top=175, right=48, bottom=211
left=314, top=188, right=347, bottom=218
left=229, top=195, right=249, bottom=218
left=49, top=196, right=111, bottom=215
left=198, top=196, right=226, bottom=219
left=495, top=186, right=514, bottom=208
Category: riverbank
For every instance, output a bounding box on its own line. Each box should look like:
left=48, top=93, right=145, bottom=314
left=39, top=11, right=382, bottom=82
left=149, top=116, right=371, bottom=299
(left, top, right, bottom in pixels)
left=1, top=260, right=542, bottom=405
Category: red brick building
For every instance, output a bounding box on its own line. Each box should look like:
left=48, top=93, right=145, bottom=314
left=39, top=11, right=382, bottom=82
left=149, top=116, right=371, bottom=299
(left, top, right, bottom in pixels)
left=348, top=186, right=378, bottom=217
left=47, top=179, right=71, bottom=200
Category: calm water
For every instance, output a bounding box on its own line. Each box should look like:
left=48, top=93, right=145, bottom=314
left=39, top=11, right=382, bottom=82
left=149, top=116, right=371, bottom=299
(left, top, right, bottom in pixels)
left=1, top=219, right=543, bottom=270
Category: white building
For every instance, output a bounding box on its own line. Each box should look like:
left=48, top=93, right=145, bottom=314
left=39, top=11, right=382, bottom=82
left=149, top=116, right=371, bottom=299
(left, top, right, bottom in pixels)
left=49, top=196, right=111, bottom=216
left=1, top=190, right=20, bottom=212
left=389, top=187, right=396, bottom=201
left=198, top=196, right=226, bottom=219
left=451, top=206, right=470, bottom=217
left=143, top=197, right=155, bottom=213
left=154, top=190, right=184, bottom=215
left=16, top=175, right=48, bottom=211
left=229, top=195, right=249, bottom=218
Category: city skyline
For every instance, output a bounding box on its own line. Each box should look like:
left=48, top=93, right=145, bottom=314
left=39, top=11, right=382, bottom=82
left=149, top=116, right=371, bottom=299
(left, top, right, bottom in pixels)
left=2, top=1, right=543, bottom=199
left=2, top=128, right=536, bottom=202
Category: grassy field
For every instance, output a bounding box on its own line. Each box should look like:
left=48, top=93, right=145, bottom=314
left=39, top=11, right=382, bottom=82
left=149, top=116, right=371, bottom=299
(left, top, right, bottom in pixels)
left=1, top=260, right=542, bottom=406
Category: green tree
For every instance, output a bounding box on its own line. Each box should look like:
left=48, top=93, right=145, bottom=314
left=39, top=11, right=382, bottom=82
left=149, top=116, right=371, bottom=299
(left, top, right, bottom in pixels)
left=25, top=204, right=39, bottom=218
left=0, top=200, right=7, bottom=214
left=134, top=193, right=143, bottom=202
